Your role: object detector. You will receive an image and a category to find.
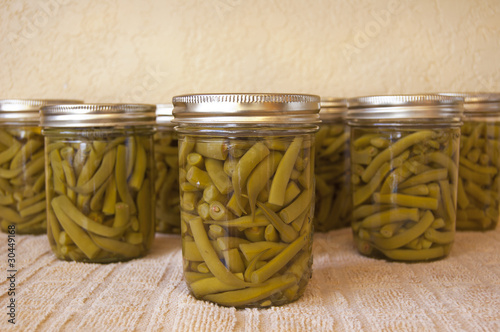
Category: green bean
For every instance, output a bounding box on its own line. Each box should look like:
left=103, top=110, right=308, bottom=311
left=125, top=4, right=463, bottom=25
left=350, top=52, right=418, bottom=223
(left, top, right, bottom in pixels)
left=204, top=214, right=269, bottom=228
left=183, top=240, right=204, bottom=261
left=223, top=248, right=246, bottom=273
left=398, top=168, right=448, bottom=189
left=190, top=273, right=246, bottom=298
left=89, top=233, right=141, bottom=258
left=52, top=195, right=128, bottom=237
left=209, top=201, right=230, bottom=220
left=424, top=228, right=454, bottom=244
left=232, top=142, right=270, bottom=211
left=203, top=274, right=296, bottom=307
left=195, top=140, right=228, bottom=160
left=264, top=224, right=279, bottom=242
left=380, top=246, right=447, bottom=261
left=353, top=162, right=391, bottom=207
left=216, top=236, right=249, bottom=250
left=362, top=131, right=435, bottom=183
left=279, top=187, right=312, bottom=224
left=246, top=152, right=282, bottom=216
left=205, top=158, right=233, bottom=194
left=116, top=145, right=137, bottom=214
left=51, top=198, right=101, bottom=259
left=400, top=184, right=429, bottom=196
left=189, top=217, right=251, bottom=287
left=268, top=137, right=303, bottom=206
left=257, top=202, right=298, bottom=243
left=251, top=233, right=307, bottom=283
left=186, top=166, right=212, bottom=189
left=373, top=193, right=438, bottom=210
left=360, top=208, right=419, bottom=228
left=372, top=210, right=434, bottom=250
left=187, top=152, right=204, bottom=168
left=102, top=175, right=117, bottom=215
left=128, top=140, right=146, bottom=191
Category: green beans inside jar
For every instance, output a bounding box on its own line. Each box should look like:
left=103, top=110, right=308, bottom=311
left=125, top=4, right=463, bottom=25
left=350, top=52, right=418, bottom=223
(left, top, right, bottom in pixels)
left=173, top=93, right=319, bottom=308
left=154, top=104, right=180, bottom=234
left=40, top=104, right=156, bottom=263
left=347, top=95, right=463, bottom=262
left=0, top=99, right=82, bottom=234
left=440, top=93, right=500, bottom=231
left=314, top=98, right=350, bottom=231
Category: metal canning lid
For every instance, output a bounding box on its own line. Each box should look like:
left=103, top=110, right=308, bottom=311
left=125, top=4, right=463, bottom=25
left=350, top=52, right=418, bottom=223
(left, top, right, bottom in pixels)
left=0, top=99, right=83, bottom=123
left=320, top=98, right=347, bottom=120
left=172, top=93, right=320, bottom=124
left=347, top=94, right=463, bottom=122
left=156, top=104, right=174, bottom=125
left=40, top=103, right=156, bottom=127
left=439, top=92, right=500, bottom=114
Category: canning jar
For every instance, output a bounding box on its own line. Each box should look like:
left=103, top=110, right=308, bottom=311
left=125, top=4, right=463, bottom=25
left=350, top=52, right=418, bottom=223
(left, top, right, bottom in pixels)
left=154, top=104, right=181, bottom=233
left=314, top=98, right=350, bottom=231
left=173, top=93, right=319, bottom=308
left=347, top=95, right=463, bottom=262
left=40, top=104, right=156, bottom=263
left=0, top=99, right=82, bottom=234
left=441, top=93, right=500, bottom=231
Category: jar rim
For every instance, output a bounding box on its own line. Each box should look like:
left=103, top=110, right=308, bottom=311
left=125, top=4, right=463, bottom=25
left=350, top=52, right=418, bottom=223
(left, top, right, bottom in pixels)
left=156, top=103, right=174, bottom=125
left=347, top=94, right=463, bottom=122
left=40, top=103, right=156, bottom=127
left=172, top=93, right=320, bottom=124
left=0, top=99, right=83, bottom=124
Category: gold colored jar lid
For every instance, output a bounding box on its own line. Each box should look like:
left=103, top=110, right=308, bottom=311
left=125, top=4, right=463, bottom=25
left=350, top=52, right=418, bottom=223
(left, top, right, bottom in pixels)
left=40, top=103, right=156, bottom=127
left=172, top=93, right=320, bottom=125
left=347, top=94, right=463, bottom=123
left=320, top=98, right=347, bottom=120
left=0, top=99, right=83, bottom=124
left=156, top=104, right=174, bottom=125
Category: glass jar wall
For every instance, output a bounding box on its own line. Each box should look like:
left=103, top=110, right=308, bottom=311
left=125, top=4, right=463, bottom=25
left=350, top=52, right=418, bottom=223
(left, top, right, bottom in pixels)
left=441, top=93, right=500, bottom=231
left=173, top=93, right=319, bottom=308
left=41, top=104, right=156, bottom=263
left=347, top=95, right=463, bottom=262
left=0, top=99, right=82, bottom=234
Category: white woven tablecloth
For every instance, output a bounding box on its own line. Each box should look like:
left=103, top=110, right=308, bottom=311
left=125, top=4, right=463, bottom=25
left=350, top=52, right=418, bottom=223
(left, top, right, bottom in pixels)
left=1, top=228, right=499, bottom=331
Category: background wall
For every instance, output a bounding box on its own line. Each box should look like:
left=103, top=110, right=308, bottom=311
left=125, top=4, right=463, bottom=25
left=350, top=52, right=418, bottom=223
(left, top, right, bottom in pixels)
left=1, top=0, right=500, bottom=103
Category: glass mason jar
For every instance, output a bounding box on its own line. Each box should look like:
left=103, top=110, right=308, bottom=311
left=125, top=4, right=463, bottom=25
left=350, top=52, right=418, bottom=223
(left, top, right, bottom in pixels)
left=347, top=95, right=463, bottom=262
left=314, top=98, right=350, bottom=231
left=173, top=93, right=319, bottom=308
left=40, top=104, right=156, bottom=263
left=441, top=93, right=500, bottom=231
left=154, top=104, right=181, bottom=234
left=0, top=99, right=82, bottom=234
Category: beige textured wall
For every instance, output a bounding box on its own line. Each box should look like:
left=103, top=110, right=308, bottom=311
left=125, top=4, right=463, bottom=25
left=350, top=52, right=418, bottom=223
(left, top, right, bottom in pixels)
left=1, top=0, right=500, bottom=103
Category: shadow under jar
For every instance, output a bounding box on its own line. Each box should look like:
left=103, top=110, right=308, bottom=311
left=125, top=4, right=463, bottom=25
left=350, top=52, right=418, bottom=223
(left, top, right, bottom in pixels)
left=40, top=104, right=156, bottom=263
left=154, top=104, right=181, bottom=234
left=0, top=99, right=82, bottom=234
left=173, top=93, right=320, bottom=308
left=347, top=95, right=463, bottom=262
left=440, top=93, right=500, bottom=231
left=314, top=98, right=351, bottom=231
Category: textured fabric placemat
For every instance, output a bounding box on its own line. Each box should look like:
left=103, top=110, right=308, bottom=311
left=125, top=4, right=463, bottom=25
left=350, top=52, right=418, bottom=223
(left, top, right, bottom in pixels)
left=1, top=228, right=499, bottom=331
